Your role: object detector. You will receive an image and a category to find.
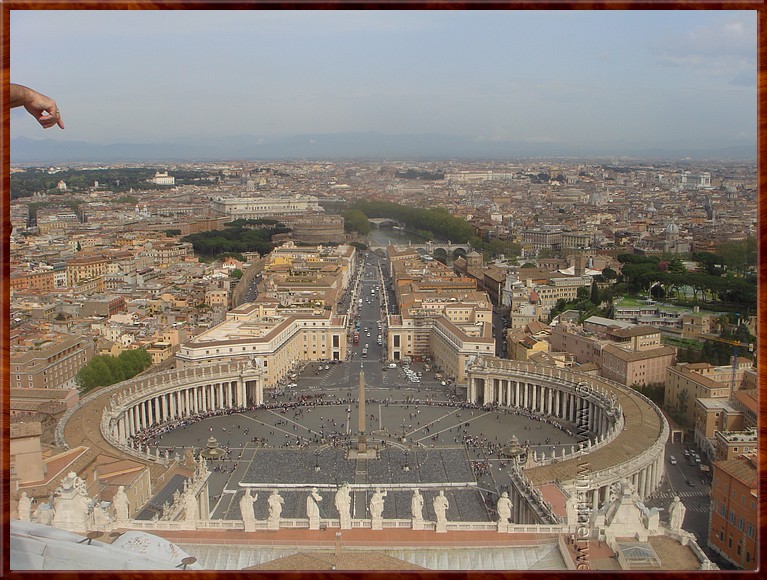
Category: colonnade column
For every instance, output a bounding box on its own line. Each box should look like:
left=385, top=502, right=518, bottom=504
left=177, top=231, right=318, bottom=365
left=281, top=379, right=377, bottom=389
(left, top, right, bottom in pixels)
left=237, top=380, right=246, bottom=408
left=161, top=394, right=168, bottom=420
left=514, top=382, right=520, bottom=407
left=484, top=379, right=493, bottom=405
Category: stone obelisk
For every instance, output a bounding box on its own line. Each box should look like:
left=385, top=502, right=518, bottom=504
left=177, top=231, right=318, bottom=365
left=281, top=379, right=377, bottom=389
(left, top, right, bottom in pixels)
left=357, top=364, right=367, bottom=453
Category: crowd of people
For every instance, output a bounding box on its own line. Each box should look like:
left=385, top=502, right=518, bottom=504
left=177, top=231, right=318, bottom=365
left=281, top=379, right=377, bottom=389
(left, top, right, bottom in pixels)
left=130, top=391, right=580, bottom=461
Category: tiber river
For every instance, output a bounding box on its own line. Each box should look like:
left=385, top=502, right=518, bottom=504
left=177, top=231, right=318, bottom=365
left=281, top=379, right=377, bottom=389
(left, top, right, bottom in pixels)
left=367, top=226, right=428, bottom=247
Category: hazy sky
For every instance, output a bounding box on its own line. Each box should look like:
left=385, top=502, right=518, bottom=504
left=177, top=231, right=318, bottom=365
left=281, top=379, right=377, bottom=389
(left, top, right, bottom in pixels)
left=10, top=10, right=757, bottom=151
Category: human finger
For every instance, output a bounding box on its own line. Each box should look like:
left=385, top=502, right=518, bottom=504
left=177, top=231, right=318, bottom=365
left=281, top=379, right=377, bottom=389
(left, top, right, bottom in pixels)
left=39, top=108, right=64, bottom=129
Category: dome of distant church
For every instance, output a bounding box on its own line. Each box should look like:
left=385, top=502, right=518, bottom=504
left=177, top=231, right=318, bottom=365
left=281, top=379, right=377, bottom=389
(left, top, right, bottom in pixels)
left=665, top=222, right=679, bottom=235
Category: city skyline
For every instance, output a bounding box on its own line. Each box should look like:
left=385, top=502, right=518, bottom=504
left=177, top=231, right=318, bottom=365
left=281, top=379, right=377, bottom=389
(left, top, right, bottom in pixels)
left=10, top=10, right=757, bottom=161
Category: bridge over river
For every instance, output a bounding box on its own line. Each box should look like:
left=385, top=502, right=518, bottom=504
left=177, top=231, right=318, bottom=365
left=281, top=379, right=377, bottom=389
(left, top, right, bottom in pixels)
left=368, top=240, right=472, bottom=258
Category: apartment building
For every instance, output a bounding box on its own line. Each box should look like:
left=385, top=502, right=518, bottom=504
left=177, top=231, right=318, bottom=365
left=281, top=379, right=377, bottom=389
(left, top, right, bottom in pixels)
left=10, top=269, right=56, bottom=293
left=549, top=320, right=675, bottom=387
left=693, top=398, right=744, bottom=458
left=713, top=429, right=757, bottom=462
left=66, top=255, right=110, bottom=287
left=11, top=336, right=94, bottom=390
left=708, top=453, right=758, bottom=569
left=600, top=342, right=676, bottom=386
left=664, top=360, right=753, bottom=427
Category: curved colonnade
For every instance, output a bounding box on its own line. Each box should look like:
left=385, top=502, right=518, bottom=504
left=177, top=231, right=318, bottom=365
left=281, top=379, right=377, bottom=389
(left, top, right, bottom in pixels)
left=58, top=362, right=265, bottom=466
left=467, top=357, right=668, bottom=511
left=59, top=357, right=667, bottom=519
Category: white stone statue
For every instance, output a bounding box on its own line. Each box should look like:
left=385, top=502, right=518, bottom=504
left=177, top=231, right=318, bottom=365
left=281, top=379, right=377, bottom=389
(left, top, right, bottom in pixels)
left=92, top=500, right=113, bottom=527
left=668, top=496, right=686, bottom=532
left=335, top=483, right=351, bottom=526
left=433, top=490, right=450, bottom=524
left=268, top=489, right=284, bottom=521
left=240, top=489, right=257, bottom=531
left=369, top=488, right=387, bottom=520
left=32, top=503, right=54, bottom=526
left=113, top=485, right=130, bottom=522
left=18, top=492, right=32, bottom=521
left=306, top=487, right=323, bottom=520
left=411, top=488, right=424, bottom=521
left=496, top=492, right=512, bottom=523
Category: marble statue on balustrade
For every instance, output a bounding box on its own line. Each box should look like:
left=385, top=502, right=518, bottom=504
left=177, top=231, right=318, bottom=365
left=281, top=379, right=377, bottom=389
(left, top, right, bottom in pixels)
left=668, top=496, right=686, bottom=533
left=92, top=499, right=114, bottom=528
left=335, top=483, right=352, bottom=529
left=411, top=489, right=424, bottom=520
left=496, top=492, right=512, bottom=532
left=369, top=488, right=387, bottom=530
left=113, top=485, right=130, bottom=523
left=17, top=492, right=32, bottom=521
left=433, top=490, right=450, bottom=533
left=268, top=490, right=283, bottom=518
left=268, top=489, right=284, bottom=530
left=52, top=472, right=92, bottom=533
left=240, top=489, right=258, bottom=532
left=32, top=502, right=55, bottom=526
left=306, top=487, right=323, bottom=529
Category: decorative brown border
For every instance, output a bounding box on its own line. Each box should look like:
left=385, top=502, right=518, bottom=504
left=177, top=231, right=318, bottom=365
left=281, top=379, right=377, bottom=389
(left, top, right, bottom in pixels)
left=2, top=2, right=764, bottom=579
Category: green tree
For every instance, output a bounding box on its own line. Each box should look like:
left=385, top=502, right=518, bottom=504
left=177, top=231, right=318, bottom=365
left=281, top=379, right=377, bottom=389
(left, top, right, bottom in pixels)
left=76, top=348, right=151, bottom=394
left=342, top=209, right=371, bottom=235
left=590, top=280, right=600, bottom=305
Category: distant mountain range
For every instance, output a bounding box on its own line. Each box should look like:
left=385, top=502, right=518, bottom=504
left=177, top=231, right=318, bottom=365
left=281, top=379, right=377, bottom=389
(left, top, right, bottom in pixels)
left=10, top=133, right=756, bottom=164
